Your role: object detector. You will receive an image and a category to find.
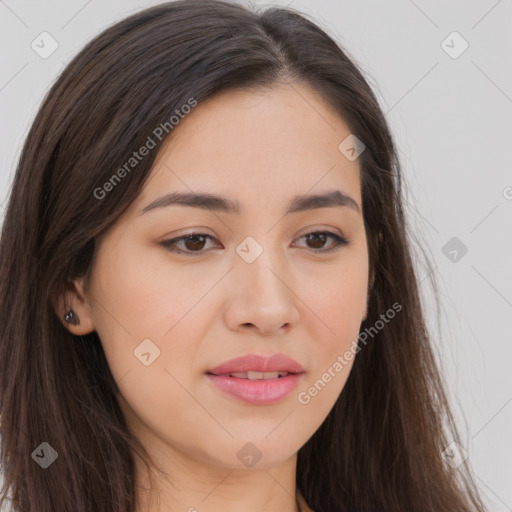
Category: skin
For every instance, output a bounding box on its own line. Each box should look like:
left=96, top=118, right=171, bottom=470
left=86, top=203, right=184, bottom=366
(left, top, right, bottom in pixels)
left=60, top=81, right=369, bottom=512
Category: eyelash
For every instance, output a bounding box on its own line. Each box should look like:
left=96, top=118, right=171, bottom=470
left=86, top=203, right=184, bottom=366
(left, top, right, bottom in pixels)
left=160, top=230, right=349, bottom=257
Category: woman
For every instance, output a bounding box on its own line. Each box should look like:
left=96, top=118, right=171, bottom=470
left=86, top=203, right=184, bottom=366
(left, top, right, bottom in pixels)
left=0, top=1, right=487, bottom=511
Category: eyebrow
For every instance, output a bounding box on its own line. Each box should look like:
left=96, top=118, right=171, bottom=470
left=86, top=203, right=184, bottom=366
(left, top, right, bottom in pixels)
left=138, top=189, right=360, bottom=216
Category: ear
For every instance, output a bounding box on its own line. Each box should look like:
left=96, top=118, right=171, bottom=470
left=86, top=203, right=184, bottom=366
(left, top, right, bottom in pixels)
left=53, top=277, right=96, bottom=335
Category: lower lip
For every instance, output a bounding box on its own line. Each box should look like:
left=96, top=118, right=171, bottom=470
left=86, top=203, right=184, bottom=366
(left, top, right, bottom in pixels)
left=205, top=373, right=304, bottom=405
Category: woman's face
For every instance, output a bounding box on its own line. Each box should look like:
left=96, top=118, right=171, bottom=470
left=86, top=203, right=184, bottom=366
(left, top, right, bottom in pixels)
left=71, top=82, right=369, bottom=472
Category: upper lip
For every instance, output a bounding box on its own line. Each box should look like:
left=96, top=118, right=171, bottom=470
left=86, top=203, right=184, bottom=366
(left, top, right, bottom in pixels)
left=206, top=353, right=305, bottom=375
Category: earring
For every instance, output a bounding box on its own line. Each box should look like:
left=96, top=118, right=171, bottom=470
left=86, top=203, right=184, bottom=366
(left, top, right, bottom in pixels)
left=64, top=309, right=80, bottom=326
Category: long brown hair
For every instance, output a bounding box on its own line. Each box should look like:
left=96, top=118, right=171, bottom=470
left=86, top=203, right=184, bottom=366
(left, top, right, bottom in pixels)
left=0, top=1, right=487, bottom=510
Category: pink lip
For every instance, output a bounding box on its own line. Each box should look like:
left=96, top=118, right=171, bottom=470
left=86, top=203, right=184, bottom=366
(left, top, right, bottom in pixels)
left=205, top=373, right=304, bottom=405
left=207, top=353, right=304, bottom=375
left=205, top=353, right=305, bottom=405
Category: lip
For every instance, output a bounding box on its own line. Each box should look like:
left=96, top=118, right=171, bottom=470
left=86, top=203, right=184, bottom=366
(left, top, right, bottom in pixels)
left=205, top=353, right=305, bottom=405
left=205, top=373, right=304, bottom=405
left=206, top=353, right=304, bottom=375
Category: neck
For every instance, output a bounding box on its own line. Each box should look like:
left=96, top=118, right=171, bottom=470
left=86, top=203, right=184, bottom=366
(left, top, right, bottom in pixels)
left=133, top=441, right=302, bottom=512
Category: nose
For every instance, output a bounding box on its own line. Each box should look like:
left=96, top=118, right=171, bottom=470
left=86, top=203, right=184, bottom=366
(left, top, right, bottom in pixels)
left=223, top=245, right=300, bottom=336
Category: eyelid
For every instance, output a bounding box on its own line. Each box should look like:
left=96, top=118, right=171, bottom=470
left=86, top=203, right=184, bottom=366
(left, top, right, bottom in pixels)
left=159, top=227, right=349, bottom=257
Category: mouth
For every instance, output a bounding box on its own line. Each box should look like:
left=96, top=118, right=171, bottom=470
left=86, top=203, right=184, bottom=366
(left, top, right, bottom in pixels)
left=205, top=353, right=305, bottom=404
left=206, top=370, right=293, bottom=380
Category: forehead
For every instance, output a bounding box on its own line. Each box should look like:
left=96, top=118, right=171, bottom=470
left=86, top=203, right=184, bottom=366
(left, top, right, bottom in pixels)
left=134, top=82, right=362, bottom=212
left=160, top=82, right=353, bottom=158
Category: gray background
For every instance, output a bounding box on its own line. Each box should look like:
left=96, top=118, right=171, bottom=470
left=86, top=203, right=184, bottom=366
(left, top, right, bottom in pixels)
left=0, top=0, right=511, bottom=510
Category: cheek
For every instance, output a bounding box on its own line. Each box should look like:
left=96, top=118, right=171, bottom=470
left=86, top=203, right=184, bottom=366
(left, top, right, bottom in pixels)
left=88, top=246, right=210, bottom=442
left=91, top=238, right=198, bottom=336
left=295, top=267, right=365, bottom=422
left=301, top=251, right=368, bottom=339
left=89, top=239, right=214, bottom=387
left=298, top=251, right=367, bottom=401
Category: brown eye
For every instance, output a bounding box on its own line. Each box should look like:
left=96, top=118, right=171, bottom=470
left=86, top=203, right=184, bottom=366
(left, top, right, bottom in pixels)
left=182, top=235, right=207, bottom=251
left=305, top=232, right=328, bottom=250
left=160, top=233, right=218, bottom=256
left=295, top=231, right=349, bottom=254
left=160, top=230, right=349, bottom=257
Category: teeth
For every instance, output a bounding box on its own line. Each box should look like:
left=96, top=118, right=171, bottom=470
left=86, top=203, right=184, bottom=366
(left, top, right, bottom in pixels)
left=227, top=371, right=289, bottom=379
